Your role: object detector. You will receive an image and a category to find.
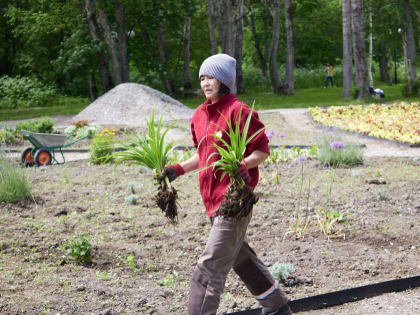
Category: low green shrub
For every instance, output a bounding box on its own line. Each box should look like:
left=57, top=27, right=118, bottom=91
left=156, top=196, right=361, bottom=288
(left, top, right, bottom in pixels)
left=0, top=155, right=32, bottom=203
left=66, top=233, right=93, bottom=264
left=270, top=262, right=294, bottom=284
left=0, top=126, right=20, bottom=144
left=401, top=81, right=419, bottom=97
left=15, top=117, right=56, bottom=134
left=89, top=133, right=114, bottom=165
left=0, top=76, right=56, bottom=108
left=317, top=137, right=364, bottom=167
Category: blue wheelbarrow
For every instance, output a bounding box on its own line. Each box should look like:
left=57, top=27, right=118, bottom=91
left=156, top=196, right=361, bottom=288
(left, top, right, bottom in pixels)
left=21, top=130, right=88, bottom=166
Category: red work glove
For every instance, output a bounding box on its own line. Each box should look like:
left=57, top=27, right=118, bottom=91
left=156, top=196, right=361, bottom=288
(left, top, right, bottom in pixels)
left=161, top=163, right=185, bottom=182
left=235, top=160, right=251, bottom=185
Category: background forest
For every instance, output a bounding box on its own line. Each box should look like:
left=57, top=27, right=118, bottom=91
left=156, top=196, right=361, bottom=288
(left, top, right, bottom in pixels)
left=0, top=0, right=418, bottom=110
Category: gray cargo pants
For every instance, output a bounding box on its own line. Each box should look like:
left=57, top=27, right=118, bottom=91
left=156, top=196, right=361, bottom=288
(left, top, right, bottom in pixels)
left=188, top=212, right=289, bottom=315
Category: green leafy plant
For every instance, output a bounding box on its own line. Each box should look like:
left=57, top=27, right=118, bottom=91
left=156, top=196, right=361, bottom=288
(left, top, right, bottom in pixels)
left=0, top=126, right=19, bottom=144
left=0, top=155, right=32, bottom=203
left=89, top=133, right=114, bottom=165
left=375, top=188, right=388, bottom=201
left=66, top=233, right=93, bottom=264
left=16, top=117, right=56, bottom=134
left=157, top=273, right=177, bottom=287
left=285, top=157, right=311, bottom=239
left=269, top=262, right=294, bottom=284
left=317, top=137, right=364, bottom=167
left=112, top=113, right=179, bottom=223
left=0, top=75, right=56, bottom=109
left=316, top=208, right=346, bottom=239
left=126, top=253, right=139, bottom=273
left=125, top=194, right=139, bottom=205
left=207, top=106, right=264, bottom=218
left=96, top=271, right=110, bottom=281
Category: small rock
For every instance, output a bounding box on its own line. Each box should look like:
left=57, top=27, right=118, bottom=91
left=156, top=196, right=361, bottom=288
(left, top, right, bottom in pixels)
left=76, top=286, right=86, bottom=292
left=54, top=209, right=68, bottom=217
left=136, top=298, right=147, bottom=307
left=231, top=301, right=238, bottom=308
left=159, top=289, right=173, bottom=298
left=100, top=308, right=112, bottom=315
left=366, top=179, right=386, bottom=185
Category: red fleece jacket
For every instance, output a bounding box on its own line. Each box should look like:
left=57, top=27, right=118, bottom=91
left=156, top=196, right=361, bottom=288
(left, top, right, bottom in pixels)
left=191, top=94, right=269, bottom=217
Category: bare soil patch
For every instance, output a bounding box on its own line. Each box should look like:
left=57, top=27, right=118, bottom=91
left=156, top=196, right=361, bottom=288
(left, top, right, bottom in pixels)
left=0, top=154, right=419, bottom=314
left=1, top=109, right=419, bottom=314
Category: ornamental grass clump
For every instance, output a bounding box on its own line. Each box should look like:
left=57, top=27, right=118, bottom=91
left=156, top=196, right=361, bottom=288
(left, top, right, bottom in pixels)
left=208, top=107, right=263, bottom=218
left=112, top=113, right=179, bottom=223
left=0, top=155, right=32, bottom=203
left=89, top=132, right=115, bottom=165
left=317, top=137, right=364, bottom=167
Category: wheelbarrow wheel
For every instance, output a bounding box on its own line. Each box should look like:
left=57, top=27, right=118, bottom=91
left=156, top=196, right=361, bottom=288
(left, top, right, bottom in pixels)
left=35, top=148, right=52, bottom=166
left=21, top=147, right=36, bottom=167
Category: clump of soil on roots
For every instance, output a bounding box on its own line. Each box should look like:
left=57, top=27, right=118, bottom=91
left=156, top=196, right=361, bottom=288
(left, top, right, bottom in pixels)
left=154, top=184, right=179, bottom=223
left=218, top=184, right=258, bottom=218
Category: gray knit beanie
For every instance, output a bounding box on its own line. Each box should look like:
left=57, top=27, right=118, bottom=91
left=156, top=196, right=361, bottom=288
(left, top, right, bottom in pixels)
left=199, top=54, right=236, bottom=93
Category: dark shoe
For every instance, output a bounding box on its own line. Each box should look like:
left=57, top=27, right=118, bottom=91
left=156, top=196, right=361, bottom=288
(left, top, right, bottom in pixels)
left=262, top=303, right=292, bottom=315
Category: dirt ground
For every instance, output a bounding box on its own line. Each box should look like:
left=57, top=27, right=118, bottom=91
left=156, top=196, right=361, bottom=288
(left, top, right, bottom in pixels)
left=1, top=110, right=419, bottom=314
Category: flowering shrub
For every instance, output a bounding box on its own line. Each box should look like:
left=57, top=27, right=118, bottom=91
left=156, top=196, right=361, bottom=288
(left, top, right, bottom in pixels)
left=65, top=122, right=101, bottom=138
left=309, top=102, right=420, bottom=144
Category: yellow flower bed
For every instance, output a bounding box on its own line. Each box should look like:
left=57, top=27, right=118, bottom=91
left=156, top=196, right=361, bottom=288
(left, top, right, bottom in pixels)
left=309, top=102, right=420, bottom=144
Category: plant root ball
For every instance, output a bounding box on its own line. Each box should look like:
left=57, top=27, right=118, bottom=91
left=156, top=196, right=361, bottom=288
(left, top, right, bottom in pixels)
left=154, top=185, right=178, bottom=224
left=218, top=184, right=259, bottom=218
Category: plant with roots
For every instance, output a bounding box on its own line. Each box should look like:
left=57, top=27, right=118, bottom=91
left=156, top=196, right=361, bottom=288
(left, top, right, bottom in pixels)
left=207, top=106, right=264, bottom=218
left=112, top=113, right=179, bottom=223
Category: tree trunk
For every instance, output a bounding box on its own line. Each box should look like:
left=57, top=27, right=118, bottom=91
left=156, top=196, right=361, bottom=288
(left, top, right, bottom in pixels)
left=88, top=74, right=98, bottom=101
left=368, top=1, right=373, bottom=87
left=403, top=0, right=418, bottom=90
left=155, top=0, right=173, bottom=95
left=206, top=0, right=218, bottom=55
left=235, top=0, right=244, bottom=94
left=215, top=0, right=225, bottom=52
left=115, top=0, right=129, bottom=82
left=388, top=48, right=394, bottom=84
left=85, top=0, right=113, bottom=92
left=97, top=4, right=122, bottom=85
left=284, top=0, right=294, bottom=95
left=223, top=0, right=235, bottom=56
left=246, top=0, right=268, bottom=80
left=269, top=0, right=284, bottom=95
left=342, top=0, right=353, bottom=98
left=183, top=2, right=193, bottom=95
left=378, top=38, right=389, bottom=83
left=351, top=0, right=369, bottom=100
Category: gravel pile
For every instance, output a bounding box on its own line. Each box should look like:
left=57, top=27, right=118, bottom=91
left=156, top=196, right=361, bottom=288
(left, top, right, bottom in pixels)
left=72, top=83, right=194, bottom=126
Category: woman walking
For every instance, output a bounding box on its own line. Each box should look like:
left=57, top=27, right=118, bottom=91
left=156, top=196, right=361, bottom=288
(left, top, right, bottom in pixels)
left=162, top=54, right=292, bottom=315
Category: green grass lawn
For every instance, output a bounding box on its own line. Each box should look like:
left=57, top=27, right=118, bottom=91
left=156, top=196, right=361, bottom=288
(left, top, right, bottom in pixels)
left=179, top=82, right=416, bottom=110
left=0, top=83, right=416, bottom=122
left=0, top=96, right=90, bottom=122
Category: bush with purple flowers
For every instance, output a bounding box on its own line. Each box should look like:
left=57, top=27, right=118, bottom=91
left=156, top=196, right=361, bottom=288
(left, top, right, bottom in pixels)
left=317, top=137, right=363, bottom=167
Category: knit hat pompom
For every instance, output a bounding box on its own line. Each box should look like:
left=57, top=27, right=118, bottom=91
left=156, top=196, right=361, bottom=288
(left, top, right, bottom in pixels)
left=199, top=54, right=236, bottom=93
